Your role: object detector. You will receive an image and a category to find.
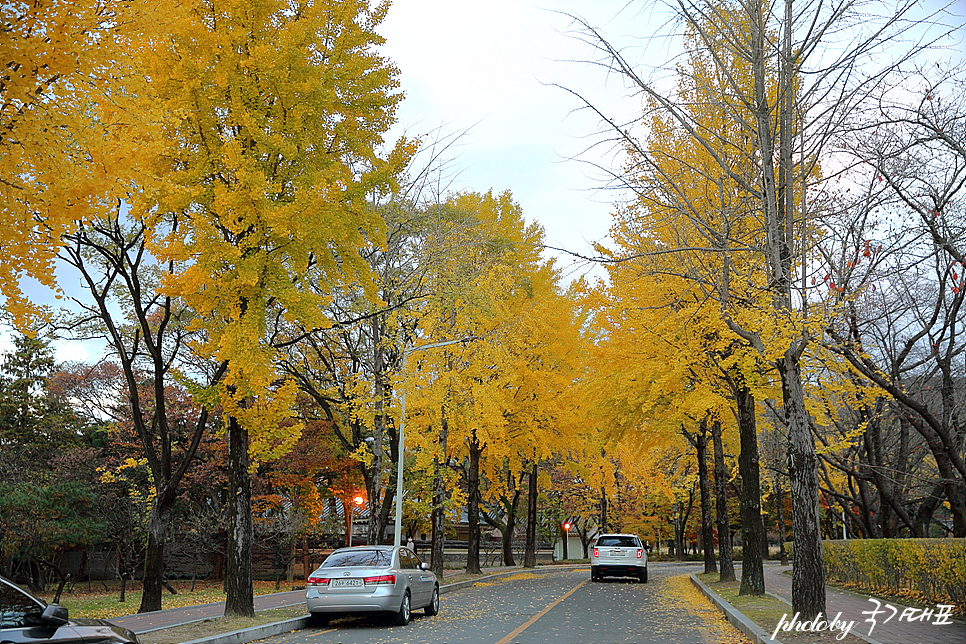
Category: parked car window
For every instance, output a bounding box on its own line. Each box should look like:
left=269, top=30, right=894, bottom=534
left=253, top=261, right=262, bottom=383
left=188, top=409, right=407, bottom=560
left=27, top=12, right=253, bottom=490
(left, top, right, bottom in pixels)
left=409, top=550, right=425, bottom=569
left=596, top=536, right=639, bottom=548
left=0, top=580, right=43, bottom=629
left=400, top=549, right=416, bottom=569
left=320, top=550, right=392, bottom=568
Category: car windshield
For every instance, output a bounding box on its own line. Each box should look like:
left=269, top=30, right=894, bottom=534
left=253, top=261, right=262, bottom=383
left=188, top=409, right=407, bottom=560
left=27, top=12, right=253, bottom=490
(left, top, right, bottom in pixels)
left=597, top=536, right=638, bottom=547
left=320, top=550, right=392, bottom=568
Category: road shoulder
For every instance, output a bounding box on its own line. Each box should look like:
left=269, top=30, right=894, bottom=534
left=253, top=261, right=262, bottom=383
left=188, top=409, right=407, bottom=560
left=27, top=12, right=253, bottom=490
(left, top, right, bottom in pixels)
left=691, top=572, right=875, bottom=644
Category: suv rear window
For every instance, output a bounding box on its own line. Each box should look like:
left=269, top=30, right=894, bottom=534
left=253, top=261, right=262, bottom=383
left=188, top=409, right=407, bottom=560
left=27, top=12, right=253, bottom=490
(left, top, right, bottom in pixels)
left=596, top=536, right=639, bottom=547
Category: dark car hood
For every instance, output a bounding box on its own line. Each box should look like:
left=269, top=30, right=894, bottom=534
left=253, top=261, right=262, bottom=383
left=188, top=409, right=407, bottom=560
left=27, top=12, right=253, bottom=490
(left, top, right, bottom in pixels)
left=68, top=618, right=139, bottom=642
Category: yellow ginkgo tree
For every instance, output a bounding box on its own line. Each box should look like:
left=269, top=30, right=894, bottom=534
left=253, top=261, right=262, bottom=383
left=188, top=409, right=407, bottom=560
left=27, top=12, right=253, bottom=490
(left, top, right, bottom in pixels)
left=1, top=0, right=154, bottom=323
left=123, top=0, right=413, bottom=616
left=401, top=190, right=584, bottom=574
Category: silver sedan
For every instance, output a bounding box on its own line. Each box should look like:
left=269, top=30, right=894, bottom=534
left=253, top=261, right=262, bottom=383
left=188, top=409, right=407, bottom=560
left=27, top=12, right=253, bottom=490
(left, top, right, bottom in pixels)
left=305, top=545, right=439, bottom=626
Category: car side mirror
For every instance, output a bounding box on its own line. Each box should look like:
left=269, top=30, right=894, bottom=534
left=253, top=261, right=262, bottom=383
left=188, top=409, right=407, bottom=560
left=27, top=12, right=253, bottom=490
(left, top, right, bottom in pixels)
left=420, top=563, right=430, bottom=571
left=644, top=544, right=652, bottom=551
left=41, top=604, right=69, bottom=626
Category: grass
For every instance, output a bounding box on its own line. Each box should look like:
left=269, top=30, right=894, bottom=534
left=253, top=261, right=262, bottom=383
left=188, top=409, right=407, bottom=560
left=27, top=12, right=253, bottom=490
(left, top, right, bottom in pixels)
left=35, top=580, right=290, bottom=620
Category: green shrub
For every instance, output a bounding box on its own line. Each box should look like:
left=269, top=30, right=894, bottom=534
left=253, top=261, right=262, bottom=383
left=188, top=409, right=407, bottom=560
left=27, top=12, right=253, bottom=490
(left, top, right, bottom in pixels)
left=823, top=539, right=965, bottom=610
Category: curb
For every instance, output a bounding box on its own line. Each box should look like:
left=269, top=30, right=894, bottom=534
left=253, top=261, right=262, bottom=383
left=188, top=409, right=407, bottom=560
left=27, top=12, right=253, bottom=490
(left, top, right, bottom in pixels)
left=179, top=617, right=310, bottom=644
left=172, top=565, right=582, bottom=644
left=690, top=573, right=782, bottom=644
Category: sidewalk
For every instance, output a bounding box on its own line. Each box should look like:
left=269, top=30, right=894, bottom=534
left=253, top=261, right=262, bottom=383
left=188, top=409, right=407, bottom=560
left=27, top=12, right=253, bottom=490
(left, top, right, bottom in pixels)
left=110, top=566, right=522, bottom=634
left=762, top=565, right=965, bottom=644
left=696, top=564, right=965, bottom=644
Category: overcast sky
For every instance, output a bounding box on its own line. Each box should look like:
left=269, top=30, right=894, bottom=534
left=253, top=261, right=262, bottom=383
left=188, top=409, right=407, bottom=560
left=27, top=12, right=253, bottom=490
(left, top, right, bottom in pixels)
left=378, top=0, right=965, bottom=281
left=380, top=0, right=672, bottom=283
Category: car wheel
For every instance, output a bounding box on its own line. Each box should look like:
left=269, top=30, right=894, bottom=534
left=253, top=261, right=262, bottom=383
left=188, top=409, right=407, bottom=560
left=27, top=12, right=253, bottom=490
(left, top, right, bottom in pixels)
left=391, top=590, right=411, bottom=625
left=425, top=585, right=440, bottom=616
left=591, top=566, right=599, bottom=581
left=638, top=567, right=648, bottom=583
left=310, top=613, right=330, bottom=627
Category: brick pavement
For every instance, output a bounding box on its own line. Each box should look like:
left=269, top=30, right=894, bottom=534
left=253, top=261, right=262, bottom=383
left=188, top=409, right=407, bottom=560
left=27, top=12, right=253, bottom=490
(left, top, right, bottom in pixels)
left=762, top=565, right=965, bottom=644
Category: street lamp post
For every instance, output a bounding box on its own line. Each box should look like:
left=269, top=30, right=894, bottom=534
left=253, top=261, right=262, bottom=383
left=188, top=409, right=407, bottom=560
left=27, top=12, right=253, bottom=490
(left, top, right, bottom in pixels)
left=348, top=495, right=364, bottom=547
left=393, top=337, right=478, bottom=548
left=562, top=522, right=571, bottom=560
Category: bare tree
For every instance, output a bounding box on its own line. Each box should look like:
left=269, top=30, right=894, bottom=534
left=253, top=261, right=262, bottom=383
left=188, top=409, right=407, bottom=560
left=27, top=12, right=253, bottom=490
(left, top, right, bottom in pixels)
left=562, top=0, right=956, bottom=617
left=58, top=206, right=226, bottom=613
left=826, top=65, right=966, bottom=535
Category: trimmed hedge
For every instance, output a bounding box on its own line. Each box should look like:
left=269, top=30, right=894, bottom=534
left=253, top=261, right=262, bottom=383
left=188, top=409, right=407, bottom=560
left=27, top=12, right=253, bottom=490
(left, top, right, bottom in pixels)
left=823, top=539, right=966, bottom=610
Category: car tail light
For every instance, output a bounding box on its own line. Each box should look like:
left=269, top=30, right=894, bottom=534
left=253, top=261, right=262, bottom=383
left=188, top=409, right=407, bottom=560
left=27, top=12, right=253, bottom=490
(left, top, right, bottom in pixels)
left=307, top=576, right=330, bottom=586
left=636, top=549, right=643, bottom=559
left=593, top=547, right=598, bottom=558
left=363, top=574, right=396, bottom=585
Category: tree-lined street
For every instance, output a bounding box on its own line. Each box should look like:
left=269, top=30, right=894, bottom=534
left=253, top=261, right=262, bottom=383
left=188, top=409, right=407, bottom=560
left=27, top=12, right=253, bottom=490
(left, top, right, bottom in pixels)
left=266, top=566, right=732, bottom=644
left=1, top=0, right=964, bottom=632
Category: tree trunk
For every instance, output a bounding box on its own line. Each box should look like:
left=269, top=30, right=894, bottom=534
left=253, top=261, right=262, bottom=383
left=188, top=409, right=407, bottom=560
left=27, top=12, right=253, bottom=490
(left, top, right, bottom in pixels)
left=780, top=352, right=826, bottom=618
left=917, top=425, right=966, bottom=536
left=712, top=420, right=736, bottom=582
left=224, top=415, right=254, bottom=617
left=430, top=411, right=448, bottom=577
left=913, top=483, right=946, bottom=537
left=736, top=384, right=765, bottom=596
left=524, top=461, right=537, bottom=568
left=368, top=319, right=385, bottom=545
left=378, top=483, right=395, bottom=545
left=774, top=473, right=789, bottom=566
left=303, top=533, right=310, bottom=582
left=599, top=487, right=608, bottom=533
left=465, top=431, right=483, bottom=574
left=502, top=490, right=520, bottom=566
left=696, top=429, right=717, bottom=574
left=673, top=492, right=693, bottom=561
left=138, top=493, right=173, bottom=612
left=579, top=524, right=592, bottom=558
left=430, top=459, right=446, bottom=576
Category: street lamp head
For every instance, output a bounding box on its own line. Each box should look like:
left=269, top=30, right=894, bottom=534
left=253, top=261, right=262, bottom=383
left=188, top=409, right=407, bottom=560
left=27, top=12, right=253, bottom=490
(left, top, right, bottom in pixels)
left=563, top=522, right=571, bottom=531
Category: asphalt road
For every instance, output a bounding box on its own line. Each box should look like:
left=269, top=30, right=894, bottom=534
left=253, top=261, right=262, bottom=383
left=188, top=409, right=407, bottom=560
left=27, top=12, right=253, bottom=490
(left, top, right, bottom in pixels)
left=265, top=564, right=719, bottom=644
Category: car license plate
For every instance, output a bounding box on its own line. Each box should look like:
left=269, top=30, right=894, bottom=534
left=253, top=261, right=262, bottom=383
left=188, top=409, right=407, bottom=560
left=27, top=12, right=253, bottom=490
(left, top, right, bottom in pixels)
left=610, top=549, right=624, bottom=556
left=331, top=579, right=363, bottom=588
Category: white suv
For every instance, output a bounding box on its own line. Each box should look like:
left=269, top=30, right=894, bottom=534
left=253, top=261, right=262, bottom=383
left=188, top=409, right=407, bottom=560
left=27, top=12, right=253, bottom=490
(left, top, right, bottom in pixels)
left=590, top=533, right=648, bottom=582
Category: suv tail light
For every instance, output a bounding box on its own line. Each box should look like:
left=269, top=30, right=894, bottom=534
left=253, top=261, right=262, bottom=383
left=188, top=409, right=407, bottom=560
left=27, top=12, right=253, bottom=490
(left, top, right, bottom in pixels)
left=307, top=576, right=329, bottom=586
left=636, top=549, right=643, bottom=559
left=364, top=574, right=396, bottom=585
left=593, top=547, right=598, bottom=558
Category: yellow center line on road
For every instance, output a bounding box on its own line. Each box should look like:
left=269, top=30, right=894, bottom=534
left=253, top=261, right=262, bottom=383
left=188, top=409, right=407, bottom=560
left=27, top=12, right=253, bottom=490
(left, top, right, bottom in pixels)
left=493, top=578, right=589, bottom=644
